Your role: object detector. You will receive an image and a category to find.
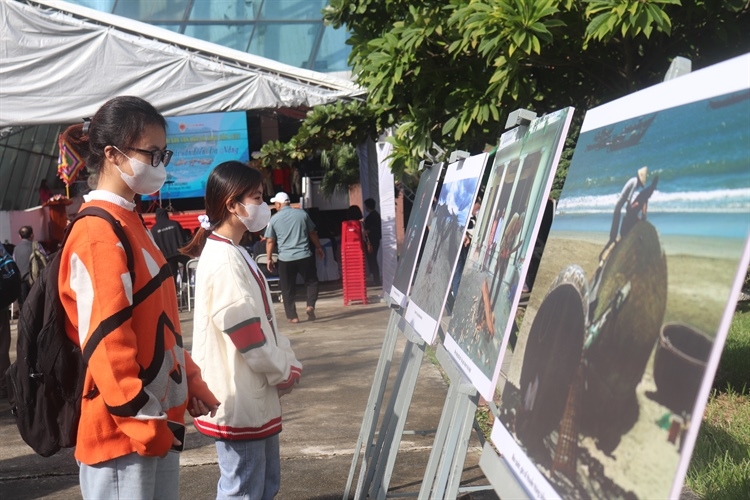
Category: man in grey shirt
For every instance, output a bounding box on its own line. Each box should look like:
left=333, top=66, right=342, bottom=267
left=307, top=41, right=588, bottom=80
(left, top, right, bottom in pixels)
left=265, top=192, right=324, bottom=323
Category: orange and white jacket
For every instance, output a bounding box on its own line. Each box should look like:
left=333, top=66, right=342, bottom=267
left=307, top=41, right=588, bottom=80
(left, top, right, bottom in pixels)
left=59, top=192, right=219, bottom=465
left=191, top=233, right=302, bottom=441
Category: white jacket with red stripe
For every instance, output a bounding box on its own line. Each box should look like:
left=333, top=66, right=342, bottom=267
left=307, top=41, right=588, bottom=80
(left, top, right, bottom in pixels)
left=191, top=233, right=302, bottom=440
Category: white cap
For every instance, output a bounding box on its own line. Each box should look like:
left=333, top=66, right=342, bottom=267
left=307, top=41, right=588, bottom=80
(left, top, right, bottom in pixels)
left=270, top=192, right=290, bottom=204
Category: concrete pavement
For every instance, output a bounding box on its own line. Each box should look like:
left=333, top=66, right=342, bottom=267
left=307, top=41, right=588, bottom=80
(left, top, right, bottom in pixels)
left=0, top=282, right=496, bottom=499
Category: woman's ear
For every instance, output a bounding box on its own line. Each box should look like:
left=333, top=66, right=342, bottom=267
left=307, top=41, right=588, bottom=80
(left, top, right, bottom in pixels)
left=225, top=197, right=237, bottom=215
left=103, top=145, right=120, bottom=165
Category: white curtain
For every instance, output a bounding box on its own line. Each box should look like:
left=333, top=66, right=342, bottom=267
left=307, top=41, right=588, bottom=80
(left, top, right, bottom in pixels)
left=377, top=141, right=396, bottom=295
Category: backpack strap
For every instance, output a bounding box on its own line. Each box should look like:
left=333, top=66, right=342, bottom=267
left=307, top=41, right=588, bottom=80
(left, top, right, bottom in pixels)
left=28, top=207, right=175, bottom=411
left=63, top=208, right=174, bottom=386
left=62, top=207, right=137, bottom=365
left=63, top=207, right=135, bottom=286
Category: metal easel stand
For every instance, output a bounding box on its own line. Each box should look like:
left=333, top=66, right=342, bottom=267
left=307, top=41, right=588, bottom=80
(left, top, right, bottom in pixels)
left=344, top=308, right=402, bottom=499
left=467, top=108, right=539, bottom=499
left=347, top=318, right=493, bottom=499
left=344, top=305, right=432, bottom=500
left=417, top=344, right=493, bottom=499
left=477, top=420, right=531, bottom=499
left=475, top=398, right=531, bottom=499
left=367, top=319, right=428, bottom=500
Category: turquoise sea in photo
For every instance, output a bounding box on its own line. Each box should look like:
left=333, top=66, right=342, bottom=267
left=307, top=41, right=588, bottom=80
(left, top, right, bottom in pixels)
left=554, top=211, right=749, bottom=240
left=556, top=89, right=750, bottom=240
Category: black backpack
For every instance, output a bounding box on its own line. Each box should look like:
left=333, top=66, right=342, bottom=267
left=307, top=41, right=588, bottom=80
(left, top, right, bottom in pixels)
left=5, top=207, right=135, bottom=457
left=0, top=249, right=21, bottom=310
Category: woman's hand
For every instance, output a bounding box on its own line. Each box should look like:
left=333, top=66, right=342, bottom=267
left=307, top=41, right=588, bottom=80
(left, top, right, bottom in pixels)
left=187, top=397, right=220, bottom=418
left=159, top=435, right=183, bottom=459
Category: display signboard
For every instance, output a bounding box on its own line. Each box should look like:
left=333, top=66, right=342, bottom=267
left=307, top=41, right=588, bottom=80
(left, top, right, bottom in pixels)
left=444, top=108, right=573, bottom=400
left=390, top=162, right=444, bottom=308
left=491, top=53, right=750, bottom=499
left=144, top=111, right=250, bottom=200
left=404, top=153, right=488, bottom=343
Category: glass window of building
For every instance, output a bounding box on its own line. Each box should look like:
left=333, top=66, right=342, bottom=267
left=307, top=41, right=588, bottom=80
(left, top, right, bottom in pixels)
left=64, top=0, right=351, bottom=73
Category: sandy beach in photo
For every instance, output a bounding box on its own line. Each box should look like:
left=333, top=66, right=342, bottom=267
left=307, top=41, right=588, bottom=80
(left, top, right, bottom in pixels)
left=511, top=229, right=744, bottom=375
left=498, top=227, right=746, bottom=499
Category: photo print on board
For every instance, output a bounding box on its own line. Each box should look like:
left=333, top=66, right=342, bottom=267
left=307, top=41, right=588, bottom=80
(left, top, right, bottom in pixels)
left=389, top=162, right=445, bottom=308
left=492, top=53, right=750, bottom=500
left=404, top=153, right=488, bottom=343
left=444, top=107, right=574, bottom=401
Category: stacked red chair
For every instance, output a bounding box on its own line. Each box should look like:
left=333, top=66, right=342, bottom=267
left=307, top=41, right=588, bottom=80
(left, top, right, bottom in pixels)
left=341, top=220, right=367, bottom=305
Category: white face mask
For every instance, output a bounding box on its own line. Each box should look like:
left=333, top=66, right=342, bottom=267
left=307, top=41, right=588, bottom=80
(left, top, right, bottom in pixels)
left=236, top=202, right=271, bottom=233
left=113, top=147, right=167, bottom=195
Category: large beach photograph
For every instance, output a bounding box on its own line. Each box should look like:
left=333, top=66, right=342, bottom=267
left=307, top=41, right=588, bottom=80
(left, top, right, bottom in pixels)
left=444, top=108, right=573, bottom=400
left=494, top=56, right=750, bottom=499
left=405, top=154, right=487, bottom=343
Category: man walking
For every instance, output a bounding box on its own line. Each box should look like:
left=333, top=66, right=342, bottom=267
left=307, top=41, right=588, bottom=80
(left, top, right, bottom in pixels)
left=265, top=192, right=324, bottom=323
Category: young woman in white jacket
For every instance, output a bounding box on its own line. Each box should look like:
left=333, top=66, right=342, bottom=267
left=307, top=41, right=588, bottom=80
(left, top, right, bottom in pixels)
left=182, top=161, right=302, bottom=500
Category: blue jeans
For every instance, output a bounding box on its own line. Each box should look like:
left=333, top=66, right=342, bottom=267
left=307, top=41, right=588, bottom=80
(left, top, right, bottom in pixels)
left=79, top=451, right=180, bottom=500
left=216, top=435, right=280, bottom=500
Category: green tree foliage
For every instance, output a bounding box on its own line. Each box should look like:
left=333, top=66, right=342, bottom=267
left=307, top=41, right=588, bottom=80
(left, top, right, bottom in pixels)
left=264, top=0, right=748, bottom=186
left=258, top=100, right=376, bottom=173
left=293, top=100, right=376, bottom=153
left=319, top=143, right=361, bottom=196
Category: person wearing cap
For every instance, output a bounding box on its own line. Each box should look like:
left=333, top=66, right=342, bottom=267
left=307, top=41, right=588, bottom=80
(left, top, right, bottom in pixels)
left=264, top=192, right=325, bottom=323
left=601, top=166, right=648, bottom=262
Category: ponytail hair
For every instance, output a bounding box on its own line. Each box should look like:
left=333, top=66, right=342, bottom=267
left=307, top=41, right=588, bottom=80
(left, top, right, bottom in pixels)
left=180, top=225, right=211, bottom=258
left=180, top=161, right=263, bottom=257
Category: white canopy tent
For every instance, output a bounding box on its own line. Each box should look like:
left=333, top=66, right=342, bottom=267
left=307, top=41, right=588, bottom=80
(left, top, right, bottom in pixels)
left=0, top=0, right=362, bottom=127
left=0, top=0, right=364, bottom=212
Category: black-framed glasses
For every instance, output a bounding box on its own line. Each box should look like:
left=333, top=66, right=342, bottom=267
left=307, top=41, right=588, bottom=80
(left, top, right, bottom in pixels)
left=127, top=147, right=173, bottom=167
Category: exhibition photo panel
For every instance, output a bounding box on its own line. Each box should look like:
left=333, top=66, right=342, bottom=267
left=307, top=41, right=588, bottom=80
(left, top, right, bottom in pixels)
left=444, top=107, right=574, bottom=401
left=404, top=153, right=488, bottom=344
left=492, top=54, right=750, bottom=499
left=390, top=162, right=445, bottom=308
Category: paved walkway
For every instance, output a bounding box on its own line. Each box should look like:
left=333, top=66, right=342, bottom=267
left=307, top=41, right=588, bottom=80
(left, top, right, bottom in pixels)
left=0, top=282, right=494, bottom=499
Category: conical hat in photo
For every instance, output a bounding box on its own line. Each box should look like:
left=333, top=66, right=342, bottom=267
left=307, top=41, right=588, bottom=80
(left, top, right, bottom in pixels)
left=637, top=166, right=648, bottom=185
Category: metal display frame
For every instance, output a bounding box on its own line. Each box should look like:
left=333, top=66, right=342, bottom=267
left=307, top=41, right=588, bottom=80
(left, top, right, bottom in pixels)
left=417, top=344, right=490, bottom=499
left=343, top=308, right=404, bottom=498
left=344, top=308, right=429, bottom=499
left=477, top=60, right=695, bottom=500
left=344, top=307, right=496, bottom=500
left=345, top=150, right=498, bottom=499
